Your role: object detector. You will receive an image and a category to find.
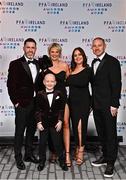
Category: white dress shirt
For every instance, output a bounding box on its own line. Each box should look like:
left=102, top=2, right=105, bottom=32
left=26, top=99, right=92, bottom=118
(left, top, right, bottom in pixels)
left=93, top=52, right=105, bottom=74
left=47, top=94, right=53, bottom=107
left=24, top=55, right=37, bottom=96
left=24, top=56, right=37, bottom=83
left=46, top=90, right=54, bottom=107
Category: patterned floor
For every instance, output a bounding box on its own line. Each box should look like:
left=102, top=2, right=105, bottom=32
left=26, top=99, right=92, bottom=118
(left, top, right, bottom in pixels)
left=0, top=145, right=126, bottom=179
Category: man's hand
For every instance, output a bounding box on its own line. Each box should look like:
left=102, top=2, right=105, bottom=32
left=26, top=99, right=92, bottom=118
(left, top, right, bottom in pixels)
left=55, top=120, right=62, bottom=132
left=110, top=106, right=118, bottom=117
left=37, top=122, right=44, bottom=131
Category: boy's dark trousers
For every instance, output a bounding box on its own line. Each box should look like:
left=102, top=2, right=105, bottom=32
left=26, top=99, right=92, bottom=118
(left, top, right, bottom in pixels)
left=39, top=127, right=64, bottom=163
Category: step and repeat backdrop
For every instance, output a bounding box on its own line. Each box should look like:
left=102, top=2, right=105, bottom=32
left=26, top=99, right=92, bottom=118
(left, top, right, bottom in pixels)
left=0, top=0, right=126, bottom=144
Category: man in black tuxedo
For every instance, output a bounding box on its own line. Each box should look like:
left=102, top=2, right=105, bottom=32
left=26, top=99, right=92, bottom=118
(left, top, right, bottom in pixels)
left=7, top=38, right=42, bottom=170
left=35, top=73, right=68, bottom=171
left=91, top=37, right=122, bottom=178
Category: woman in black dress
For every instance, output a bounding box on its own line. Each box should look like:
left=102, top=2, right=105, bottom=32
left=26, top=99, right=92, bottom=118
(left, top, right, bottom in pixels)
left=44, top=43, right=71, bottom=166
left=67, top=47, right=91, bottom=165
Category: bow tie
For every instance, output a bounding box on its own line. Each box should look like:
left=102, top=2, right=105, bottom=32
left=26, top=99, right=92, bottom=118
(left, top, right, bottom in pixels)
left=46, top=91, right=54, bottom=95
left=28, top=60, right=36, bottom=64
left=93, top=58, right=101, bottom=63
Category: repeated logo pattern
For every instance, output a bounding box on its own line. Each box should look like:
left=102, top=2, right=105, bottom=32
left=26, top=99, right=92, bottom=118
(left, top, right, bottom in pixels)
left=38, top=2, right=68, bottom=14
left=0, top=0, right=126, bottom=142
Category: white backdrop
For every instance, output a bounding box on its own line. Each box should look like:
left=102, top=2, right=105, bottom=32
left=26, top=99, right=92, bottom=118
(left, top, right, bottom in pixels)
left=0, top=0, right=126, bottom=144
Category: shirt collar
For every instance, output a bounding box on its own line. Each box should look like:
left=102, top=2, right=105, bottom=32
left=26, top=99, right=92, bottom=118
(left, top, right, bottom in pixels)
left=24, top=55, right=34, bottom=62
left=96, top=52, right=106, bottom=61
left=46, top=89, right=54, bottom=93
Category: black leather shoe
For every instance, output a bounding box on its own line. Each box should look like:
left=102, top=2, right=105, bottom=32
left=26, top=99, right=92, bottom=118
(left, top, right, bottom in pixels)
left=104, top=164, right=114, bottom=178
left=24, top=155, right=39, bottom=163
left=91, top=156, right=107, bottom=167
left=37, top=162, right=45, bottom=171
left=16, top=160, right=26, bottom=170
left=59, top=161, right=68, bottom=171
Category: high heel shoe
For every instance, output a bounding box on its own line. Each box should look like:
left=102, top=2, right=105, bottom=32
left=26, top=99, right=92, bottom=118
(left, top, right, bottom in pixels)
left=76, top=150, right=84, bottom=166
left=65, top=152, right=72, bottom=167
left=73, top=147, right=78, bottom=161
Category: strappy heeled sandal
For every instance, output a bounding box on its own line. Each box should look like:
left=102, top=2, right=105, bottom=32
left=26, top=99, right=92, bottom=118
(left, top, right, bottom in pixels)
left=65, top=152, right=72, bottom=167
left=76, top=151, right=84, bottom=166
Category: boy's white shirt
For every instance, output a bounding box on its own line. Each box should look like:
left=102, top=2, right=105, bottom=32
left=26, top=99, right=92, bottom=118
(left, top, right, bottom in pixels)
left=47, top=93, right=53, bottom=107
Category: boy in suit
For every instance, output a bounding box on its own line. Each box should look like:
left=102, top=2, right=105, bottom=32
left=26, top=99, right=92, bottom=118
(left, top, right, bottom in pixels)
left=35, top=73, right=68, bottom=171
left=91, top=37, right=122, bottom=178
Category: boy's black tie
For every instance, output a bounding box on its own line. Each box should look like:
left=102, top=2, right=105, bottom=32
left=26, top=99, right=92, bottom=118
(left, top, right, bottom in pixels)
left=46, top=91, right=54, bottom=95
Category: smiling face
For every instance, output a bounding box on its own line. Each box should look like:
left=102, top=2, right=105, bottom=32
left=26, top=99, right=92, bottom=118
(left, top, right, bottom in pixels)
left=92, top=38, right=106, bottom=57
left=49, top=47, right=60, bottom=61
left=71, top=47, right=87, bottom=71
left=43, top=73, right=56, bottom=91
left=73, top=49, right=84, bottom=65
left=23, top=41, right=36, bottom=59
left=48, top=43, right=62, bottom=62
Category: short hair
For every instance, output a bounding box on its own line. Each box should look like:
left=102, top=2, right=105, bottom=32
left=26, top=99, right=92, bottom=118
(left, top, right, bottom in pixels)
left=24, top=38, right=37, bottom=46
left=93, top=37, right=105, bottom=44
left=48, top=43, right=62, bottom=57
left=71, top=47, right=88, bottom=71
left=44, top=73, right=56, bottom=81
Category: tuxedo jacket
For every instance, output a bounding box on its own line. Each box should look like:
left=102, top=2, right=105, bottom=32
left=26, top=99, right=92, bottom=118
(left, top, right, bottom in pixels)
left=91, top=53, right=122, bottom=109
left=35, top=90, right=65, bottom=128
left=7, top=56, right=42, bottom=107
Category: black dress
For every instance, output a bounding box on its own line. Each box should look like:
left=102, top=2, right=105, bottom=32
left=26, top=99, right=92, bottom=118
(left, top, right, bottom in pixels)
left=67, top=67, right=91, bottom=146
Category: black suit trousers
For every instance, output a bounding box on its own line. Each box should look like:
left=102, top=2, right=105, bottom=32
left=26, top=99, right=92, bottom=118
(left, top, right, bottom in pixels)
left=14, top=98, right=36, bottom=161
left=39, top=127, right=64, bottom=162
left=93, top=108, right=118, bottom=164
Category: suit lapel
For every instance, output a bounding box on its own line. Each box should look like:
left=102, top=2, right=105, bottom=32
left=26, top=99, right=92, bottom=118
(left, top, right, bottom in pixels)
left=92, top=53, right=107, bottom=76
left=20, top=56, right=32, bottom=79
left=91, top=61, right=95, bottom=76
left=43, top=91, right=50, bottom=108
left=35, top=61, right=40, bottom=82
left=20, top=56, right=40, bottom=82
left=96, top=55, right=106, bottom=74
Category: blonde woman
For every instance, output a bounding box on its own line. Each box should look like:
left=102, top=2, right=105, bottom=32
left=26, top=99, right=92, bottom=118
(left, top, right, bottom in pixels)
left=44, top=43, right=71, bottom=167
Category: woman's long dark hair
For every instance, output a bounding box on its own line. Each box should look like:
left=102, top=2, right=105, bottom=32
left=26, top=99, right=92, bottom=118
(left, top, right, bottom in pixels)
left=71, top=47, right=88, bottom=71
